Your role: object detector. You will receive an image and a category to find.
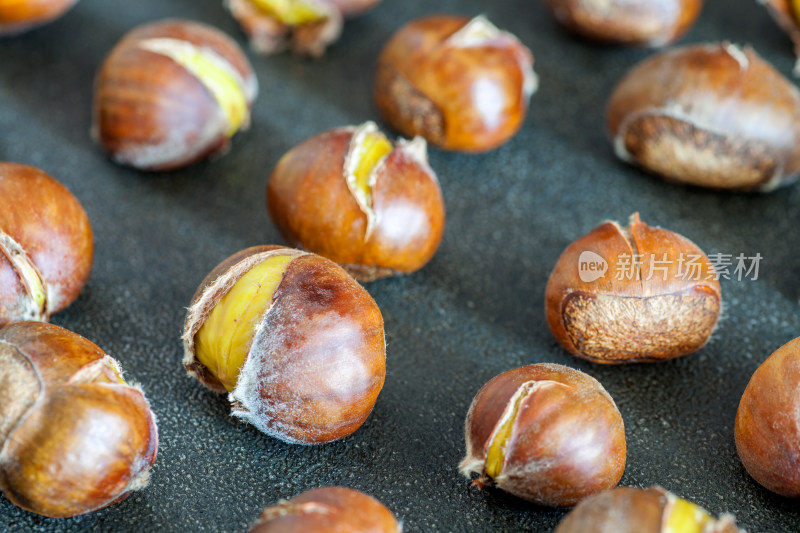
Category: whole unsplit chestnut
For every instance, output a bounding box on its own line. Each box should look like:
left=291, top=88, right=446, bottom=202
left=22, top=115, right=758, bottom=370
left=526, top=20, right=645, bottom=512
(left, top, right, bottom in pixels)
left=374, top=15, right=537, bottom=152
left=93, top=19, right=258, bottom=171
left=545, top=213, right=721, bottom=364
left=554, top=486, right=743, bottom=533
left=183, top=245, right=385, bottom=444
left=459, top=363, right=626, bottom=507
left=607, top=43, right=800, bottom=191
left=0, top=0, right=77, bottom=36
left=735, top=336, right=800, bottom=497
left=248, top=487, right=401, bottom=532
left=267, top=121, right=445, bottom=281
left=0, top=322, right=158, bottom=518
left=544, top=0, right=702, bottom=47
left=0, top=162, right=93, bottom=326
left=761, top=0, right=800, bottom=75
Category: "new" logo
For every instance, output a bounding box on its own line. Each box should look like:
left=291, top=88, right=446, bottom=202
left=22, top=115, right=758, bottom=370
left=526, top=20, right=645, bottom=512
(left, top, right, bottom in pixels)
left=578, top=251, right=608, bottom=282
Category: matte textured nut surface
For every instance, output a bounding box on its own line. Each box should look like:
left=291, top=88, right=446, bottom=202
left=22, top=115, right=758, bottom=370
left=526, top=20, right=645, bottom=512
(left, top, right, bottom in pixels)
left=460, top=363, right=626, bottom=507
left=0, top=0, right=78, bottom=36
left=607, top=43, right=800, bottom=191
left=0, top=162, right=93, bottom=326
left=545, top=214, right=721, bottom=364
left=0, top=322, right=158, bottom=518
left=267, top=121, right=445, bottom=281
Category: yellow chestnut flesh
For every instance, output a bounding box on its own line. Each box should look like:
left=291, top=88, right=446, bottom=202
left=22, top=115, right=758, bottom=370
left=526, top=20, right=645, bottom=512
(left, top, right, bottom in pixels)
left=250, top=0, right=328, bottom=25
left=347, top=129, right=393, bottom=210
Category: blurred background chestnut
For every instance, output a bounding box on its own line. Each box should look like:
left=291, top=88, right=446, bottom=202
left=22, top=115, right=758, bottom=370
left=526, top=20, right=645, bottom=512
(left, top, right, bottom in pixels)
left=0, top=0, right=77, bottom=36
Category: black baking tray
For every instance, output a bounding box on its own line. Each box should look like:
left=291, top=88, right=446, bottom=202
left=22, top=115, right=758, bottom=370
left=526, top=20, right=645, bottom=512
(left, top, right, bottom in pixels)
left=1, top=0, right=799, bottom=531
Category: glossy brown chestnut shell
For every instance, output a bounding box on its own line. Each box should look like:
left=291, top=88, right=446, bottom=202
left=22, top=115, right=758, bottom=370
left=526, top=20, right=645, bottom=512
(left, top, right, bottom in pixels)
left=267, top=122, right=445, bottom=281
left=0, top=0, right=78, bottom=36
left=248, top=487, right=401, bottom=532
left=544, top=0, right=703, bottom=47
left=459, top=363, right=626, bottom=507
left=374, top=15, right=537, bottom=152
left=735, top=336, right=800, bottom=497
left=761, top=0, right=800, bottom=75
left=607, top=43, right=800, bottom=191
left=0, top=162, right=93, bottom=326
left=0, top=322, right=158, bottom=518
left=545, top=213, right=721, bottom=364
left=92, top=19, right=258, bottom=171
left=183, top=245, right=386, bottom=444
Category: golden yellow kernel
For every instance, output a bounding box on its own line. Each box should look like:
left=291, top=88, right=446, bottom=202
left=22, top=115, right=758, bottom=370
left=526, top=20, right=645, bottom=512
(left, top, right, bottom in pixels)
left=663, top=496, right=714, bottom=533
left=250, top=0, right=328, bottom=26
left=485, top=384, right=531, bottom=479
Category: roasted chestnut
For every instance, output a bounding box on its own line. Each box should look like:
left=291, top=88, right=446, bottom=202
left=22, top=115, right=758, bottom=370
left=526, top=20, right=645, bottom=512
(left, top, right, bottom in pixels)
left=267, top=121, right=445, bottom=281
left=607, top=43, right=800, bottom=191
left=374, top=15, right=537, bottom=152
left=0, top=322, right=158, bottom=518
left=0, top=0, right=78, bottom=36
left=545, top=213, right=721, bottom=364
left=183, top=245, right=385, bottom=444
left=0, top=162, right=93, bottom=326
left=92, top=19, right=258, bottom=171
left=248, top=487, right=401, bottom=532
left=459, top=363, right=626, bottom=507
left=761, top=0, right=800, bottom=75
left=735, top=336, right=800, bottom=497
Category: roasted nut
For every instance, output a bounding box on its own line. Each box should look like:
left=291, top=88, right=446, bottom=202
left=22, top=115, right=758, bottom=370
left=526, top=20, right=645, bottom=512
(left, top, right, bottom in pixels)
left=607, top=43, right=800, bottom=191
left=0, top=322, right=158, bottom=518
left=374, top=15, right=537, bottom=152
left=459, top=363, right=626, bottom=507
left=267, top=121, right=445, bottom=281
left=555, top=486, right=744, bottom=533
left=545, top=213, right=721, bottom=364
left=735, top=336, right=800, bottom=497
left=226, top=0, right=379, bottom=57
left=0, top=0, right=77, bottom=36
left=544, top=0, right=702, bottom=47
left=0, top=162, right=93, bottom=326
left=248, top=487, right=401, bottom=532
left=183, top=245, right=385, bottom=444
left=761, top=0, right=800, bottom=75
left=92, top=19, right=258, bottom=171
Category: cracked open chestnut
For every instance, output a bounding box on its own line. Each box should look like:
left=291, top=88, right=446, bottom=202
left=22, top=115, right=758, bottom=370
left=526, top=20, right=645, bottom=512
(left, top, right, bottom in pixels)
left=267, top=121, right=445, bottom=281
left=0, top=0, right=78, bottom=36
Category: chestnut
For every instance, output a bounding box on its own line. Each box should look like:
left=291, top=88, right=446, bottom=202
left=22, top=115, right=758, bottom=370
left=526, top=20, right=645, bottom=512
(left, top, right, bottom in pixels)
left=607, top=43, right=800, bottom=191
left=545, top=213, right=721, bottom=364
left=0, top=322, right=158, bottom=518
left=0, top=162, right=93, bottom=326
left=735, top=336, right=800, bottom=497
left=182, top=245, right=385, bottom=444
left=226, top=0, right=380, bottom=58
left=554, top=486, right=743, bottom=533
left=92, top=19, right=258, bottom=171
left=248, top=487, right=401, bottom=532
left=267, top=121, right=445, bottom=281
left=0, top=0, right=77, bottom=36
left=374, top=15, right=537, bottom=152
left=459, top=363, right=626, bottom=507
left=544, top=0, right=702, bottom=47
left=761, top=0, right=800, bottom=75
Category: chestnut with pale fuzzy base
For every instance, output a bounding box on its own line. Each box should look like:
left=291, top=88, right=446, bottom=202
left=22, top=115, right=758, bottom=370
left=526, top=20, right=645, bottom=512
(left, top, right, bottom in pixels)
left=0, top=162, right=93, bottom=326
left=0, top=0, right=77, bottom=36
left=546, top=213, right=721, bottom=364
left=608, top=43, right=800, bottom=191
left=460, top=363, right=626, bottom=507
left=248, top=487, right=402, bottom=532
left=183, top=246, right=386, bottom=444
left=0, top=322, right=158, bottom=518
left=267, top=122, right=445, bottom=282
left=735, top=336, right=800, bottom=498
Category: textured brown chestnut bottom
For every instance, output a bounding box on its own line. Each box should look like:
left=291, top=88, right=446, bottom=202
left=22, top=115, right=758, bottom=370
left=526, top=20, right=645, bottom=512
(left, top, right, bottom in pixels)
left=342, top=263, right=401, bottom=282
left=624, top=115, right=777, bottom=190
left=562, top=291, right=720, bottom=363
left=374, top=64, right=445, bottom=145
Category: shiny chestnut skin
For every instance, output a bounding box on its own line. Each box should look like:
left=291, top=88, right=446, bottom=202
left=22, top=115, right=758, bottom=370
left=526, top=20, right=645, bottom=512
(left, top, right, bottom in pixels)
left=248, top=487, right=401, bottom=532
left=555, top=486, right=743, bottom=533
left=0, top=162, right=93, bottom=326
left=459, top=363, right=626, bottom=507
left=735, top=337, right=800, bottom=497
left=0, top=0, right=77, bottom=36
left=546, top=214, right=721, bottom=364
left=544, top=0, right=702, bottom=47
left=183, top=245, right=386, bottom=444
left=761, top=0, right=800, bottom=75
left=607, top=43, right=800, bottom=191
left=93, top=19, right=258, bottom=171
left=267, top=122, right=445, bottom=281
left=374, top=15, right=537, bottom=152
left=0, top=322, right=158, bottom=518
